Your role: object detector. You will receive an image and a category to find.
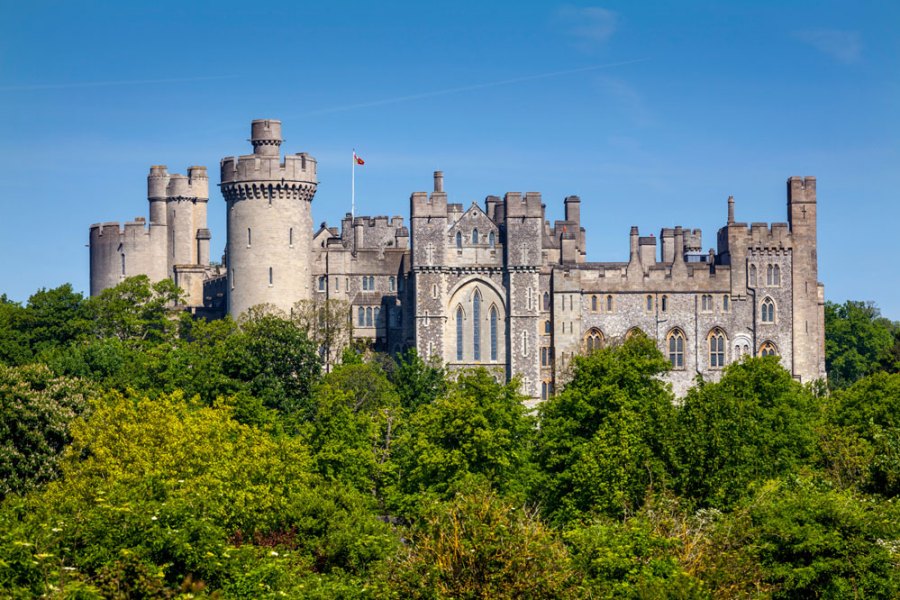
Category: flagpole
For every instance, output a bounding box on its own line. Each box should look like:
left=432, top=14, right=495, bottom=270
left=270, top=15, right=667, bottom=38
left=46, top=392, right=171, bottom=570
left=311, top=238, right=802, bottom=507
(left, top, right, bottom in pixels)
left=351, top=149, right=356, bottom=219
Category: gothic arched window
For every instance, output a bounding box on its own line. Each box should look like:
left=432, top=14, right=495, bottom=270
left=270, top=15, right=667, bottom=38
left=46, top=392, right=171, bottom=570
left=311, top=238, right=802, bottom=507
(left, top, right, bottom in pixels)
left=646, top=295, right=654, bottom=311
left=767, top=264, right=774, bottom=286
left=456, top=231, right=462, bottom=248
left=606, top=295, right=614, bottom=312
left=488, top=231, right=495, bottom=248
left=490, top=306, right=498, bottom=361
left=723, top=295, right=730, bottom=311
left=759, top=341, right=778, bottom=357
left=708, top=328, right=726, bottom=368
left=358, top=307, right=365, bottom=326
left=661, top=295, right=668, bottom=312
left=543, top=292, right=550, bottom=311
left=472, top=228, right=479, bottom=244
left=773, top=264, right=781, bottom=286
left=456, top=306, right=464, bottom=361
left=667, top=329, right=686, bottom=369
left=761, top=297, right=775, bottom=323
left=473, top=290, right=482, bottom=361
left=365, top=307, right=373, bottom=327
left=749, top=264, right=757, bottom=287
left=584, top=328, right=604, bottom=353
left=592, top=295, right=598, bottom=311
left=544, top=320, right=551, bottom=334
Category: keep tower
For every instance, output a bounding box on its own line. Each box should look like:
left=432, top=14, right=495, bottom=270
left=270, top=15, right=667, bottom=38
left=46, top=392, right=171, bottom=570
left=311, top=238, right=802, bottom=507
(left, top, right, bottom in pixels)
left=220, top=119, right=318, bottom=316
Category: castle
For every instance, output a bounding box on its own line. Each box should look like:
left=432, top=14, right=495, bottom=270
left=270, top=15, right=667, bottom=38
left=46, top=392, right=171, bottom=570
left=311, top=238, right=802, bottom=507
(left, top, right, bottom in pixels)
left=89, top=119, right=827, bottom=399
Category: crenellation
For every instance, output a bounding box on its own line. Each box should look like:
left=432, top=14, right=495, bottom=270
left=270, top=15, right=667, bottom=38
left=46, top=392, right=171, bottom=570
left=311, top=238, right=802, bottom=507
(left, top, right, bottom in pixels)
left=88, top=118, right=826, bottom=403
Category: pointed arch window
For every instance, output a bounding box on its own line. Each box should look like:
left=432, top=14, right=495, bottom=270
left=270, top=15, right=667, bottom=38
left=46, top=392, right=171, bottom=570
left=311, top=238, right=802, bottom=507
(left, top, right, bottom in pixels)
left=661, top=295, right=668, bottom=312
left=473, top=290, right=482, bottom=361
left=544, top=319, right=551, bottom=335
left=592, top=295, right=598, bottom=311
left=472, top=228, right=479, bottom=244
left=773, top=264, right=781, bottom=286
left=455, top=231, right=462, bottom=248
left=646, top=295, right=654, bottom=312
left=366, top=307, right=373, bottom=327
left=488, top=231, right=496, bottom=248
left=606, top=295, right=614, bottom=312
left=708, top=328, right=726, bottom=368
left=584, top=328, right=604, bottom=353
left=456, top=306, right=464, bottom=361
left=358, top=307, right=365, bottom=326
left=723, top=295, right=730, bottom=311
left=701, top=294, right=713, bottom=312
left=759, top=341, right=778, bottom=357
left=667, top=329, right=686, bottom=369
left=490, top=307, right=498, bottom=361
left=541, top=381, right=548, bottom=400
left=543, top=292, right=550, bottom=311
left=761, top=297, right=775, bottom=323
left=749, top=264, right=757, bottom=287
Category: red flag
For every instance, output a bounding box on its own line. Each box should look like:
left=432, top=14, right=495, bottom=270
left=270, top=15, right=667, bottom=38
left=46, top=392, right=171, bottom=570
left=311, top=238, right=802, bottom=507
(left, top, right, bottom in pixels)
left=354, top=153, right=365, bottom=165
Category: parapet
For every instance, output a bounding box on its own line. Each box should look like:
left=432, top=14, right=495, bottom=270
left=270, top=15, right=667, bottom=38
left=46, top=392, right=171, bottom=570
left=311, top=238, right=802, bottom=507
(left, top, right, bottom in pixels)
left=410, top=190, right=448, bottom=218
left=221, top=120, right=317, bottom=190
left=149, top=165, right=209, bottom=200
left=505, top=192, right=543, bottom=218
left=250, top=119, right=282, bottom=157
left=788, top=176, right=816, bottom=204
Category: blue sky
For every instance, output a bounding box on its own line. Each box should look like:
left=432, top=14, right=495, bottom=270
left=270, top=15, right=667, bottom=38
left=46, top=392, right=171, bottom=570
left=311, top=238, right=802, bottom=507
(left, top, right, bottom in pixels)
left=1, top=1, right=898, bottom=317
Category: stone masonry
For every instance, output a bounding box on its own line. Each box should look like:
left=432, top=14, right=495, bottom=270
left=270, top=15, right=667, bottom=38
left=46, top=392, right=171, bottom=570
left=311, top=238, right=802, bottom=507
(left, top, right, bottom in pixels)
left=89, top=119, right=828, bottom=401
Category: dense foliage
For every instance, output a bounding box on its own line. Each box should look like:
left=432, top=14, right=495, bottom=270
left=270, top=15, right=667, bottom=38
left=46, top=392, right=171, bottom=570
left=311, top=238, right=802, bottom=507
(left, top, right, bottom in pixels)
left=0, top=277, right=898, bottom=598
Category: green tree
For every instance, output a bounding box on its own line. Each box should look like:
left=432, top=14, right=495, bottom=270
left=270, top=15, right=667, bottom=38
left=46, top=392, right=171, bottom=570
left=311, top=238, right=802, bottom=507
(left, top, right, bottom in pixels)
left=392, top=369, right=534, bottom=510
left=825, top=300, right=897, bottom=388
left=536, top=336, right=676, bottom=523
left=0, top=295, right=30, bottom=366
left=675, top=357, right=818, bottom=509
left=82, top=275, right=183, bottom=346
left=391, top=348, right=446, bottom=412
left=23, top=284, right=88, bottom=357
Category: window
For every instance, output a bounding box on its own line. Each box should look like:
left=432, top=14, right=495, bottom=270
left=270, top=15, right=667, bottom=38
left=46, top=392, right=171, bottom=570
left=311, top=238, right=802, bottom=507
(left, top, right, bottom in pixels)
left=489, top=231, right=495, bottom=248
left=625, top=327, right=644, bottom=340
left=723, top=295, right=730, bottom=311
left=369, top=276, right=375, bottom=289
left=542, top=381, right=548, bottom=400
left=362, top=276, right=368, bottom=291
left=366, top=307, right=373, bottom=327
left=389, top=276, right=396, bottom=292
left=606, top=295, right=614, bottom=312
left=661, top=295, right=668, bottom=312
left=708, top=328, right=726, bottom=368
left=521, top=330, right=528, bottom=357
left=701, top=294, right=713, bottom=312
left=646, top=295, right=654, bottom=312
left=761, top=297, right=775, bottom=323
left=318, top=276, right=326, bottom=291
left=289, top=228, right=293, bottom=246
left=456, top=307, right=464, bottom=360
left=773, top=264, right=780, bottom=286
left=398, top=277, right=404, bottom=291
left=592, top=295, right=598, bottom=311
left=432, top=284, right=438, bottom=299
left=247, top=228, right=251, bottom=246
left=543, top=292, right=550, bottom=311
left=541, top=347, right=549, bottom=366
left=456, top=231, right=462, bottom=248
left=749, top=264, right=757, bottom=287
left=374, top=306, right=381, bottom=326
left=472, top=228, right=479, bottom=244
left=121, top=254, right=125, bottom=275
left=473, top=290, right=481, bottom=361
left=358, top=307, right=365, bottom=326
left=759, top=341, right=778, bottom=357
left=490, top=307, right=498, bottom=361
left=231, top=268, right=235, bottom=290
left=544, top=320, right=551, bottom=334
left=269, top=267, right=273, bottom=286
left=335, top=277, right=339, bottom=291
left=584, top=329, right=604, bottom=353
left=667, top=329, right=686, bottom=369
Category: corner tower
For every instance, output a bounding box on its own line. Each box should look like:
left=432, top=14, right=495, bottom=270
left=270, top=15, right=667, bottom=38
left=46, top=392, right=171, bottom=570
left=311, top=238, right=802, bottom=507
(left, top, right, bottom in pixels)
left=220, top=119, right=318, bottom=316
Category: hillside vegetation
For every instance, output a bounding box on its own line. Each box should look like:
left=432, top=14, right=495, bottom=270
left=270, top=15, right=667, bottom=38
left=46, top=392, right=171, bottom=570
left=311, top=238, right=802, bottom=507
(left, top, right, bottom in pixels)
left=0, top=277, right=898, bottom=598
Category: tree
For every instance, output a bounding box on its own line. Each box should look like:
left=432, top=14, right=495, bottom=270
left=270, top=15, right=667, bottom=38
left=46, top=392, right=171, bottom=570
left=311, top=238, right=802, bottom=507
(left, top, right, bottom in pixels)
left=378, top=488, right=576, bottom=599
left=0, top=295, right=30, bottom=365
left=23, top=284, right=88, bottom=357
left=392, top=369, right=535, bottom=510
left=0, top=364, right=94, bottom=499
left=391, top=348, right=446, bottom=412
left=536, top=335, right=676, bottom=524
left=293, top=298, right=352, bottom=373
left=675, top=357, right=818, bottom=509
left=82, top=276, right=184, bottom=346
left=824, top=300, right=898, bottom=388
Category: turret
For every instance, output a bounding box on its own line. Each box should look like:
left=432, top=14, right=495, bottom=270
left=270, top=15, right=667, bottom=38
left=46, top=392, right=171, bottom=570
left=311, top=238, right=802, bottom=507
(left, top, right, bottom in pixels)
left=221, top=119, right=318, bottom=316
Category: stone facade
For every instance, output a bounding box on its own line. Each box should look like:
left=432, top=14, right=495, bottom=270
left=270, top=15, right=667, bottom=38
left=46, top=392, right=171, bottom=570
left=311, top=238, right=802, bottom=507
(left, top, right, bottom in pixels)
left=89, top=119, right=827, bottom=401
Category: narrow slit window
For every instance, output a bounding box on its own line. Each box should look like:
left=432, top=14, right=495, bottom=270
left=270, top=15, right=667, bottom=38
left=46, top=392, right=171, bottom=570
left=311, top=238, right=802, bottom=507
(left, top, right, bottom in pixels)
left=269, top=267, right=273, bottom=285
left=473, top=290, right=481, bottom=361
left=456, top=307, right=464, bottom=361
left=491, top=307, right=498, bottom=361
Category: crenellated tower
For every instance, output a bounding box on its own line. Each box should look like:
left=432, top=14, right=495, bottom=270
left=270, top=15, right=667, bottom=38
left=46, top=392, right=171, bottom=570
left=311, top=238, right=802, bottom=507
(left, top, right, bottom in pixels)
left=220, top=119, right=318, bottom=316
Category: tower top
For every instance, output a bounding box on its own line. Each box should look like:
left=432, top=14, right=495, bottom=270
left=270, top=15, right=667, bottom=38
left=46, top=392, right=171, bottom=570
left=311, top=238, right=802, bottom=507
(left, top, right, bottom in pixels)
left=250, top=119, right=282, bottom=156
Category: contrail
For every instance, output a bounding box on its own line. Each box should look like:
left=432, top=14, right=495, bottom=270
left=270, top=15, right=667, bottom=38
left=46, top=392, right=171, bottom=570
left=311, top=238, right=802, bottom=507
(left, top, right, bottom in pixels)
left=299, top=58, right=650, bottom=117
left=0, top=74, right=240, bottom=92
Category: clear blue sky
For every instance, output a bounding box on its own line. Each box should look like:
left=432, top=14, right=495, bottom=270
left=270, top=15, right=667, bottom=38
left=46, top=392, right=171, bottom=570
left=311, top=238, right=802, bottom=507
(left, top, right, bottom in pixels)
left=1, top=1, right=898, bottom=317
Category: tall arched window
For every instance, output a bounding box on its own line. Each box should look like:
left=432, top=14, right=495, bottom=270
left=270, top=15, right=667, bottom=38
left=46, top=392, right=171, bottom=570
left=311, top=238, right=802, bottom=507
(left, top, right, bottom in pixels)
left=646, top=295, right=654, bottom=311
left=759, top=341, right=778, bottom=357
left=488, top=231, right=495, bottom=247
left=541, top=381, right=548, bottom=400
left=584, top=328, right=604, bottom=353
left=667, top=329, right=686, bottom=369
left=544, top=320, right=551, bottom=334
left=473, top=290, right=482, bottom=361
left=456, top=231, right=462, bottom=248
left=521, top=330, right=528, bottom=357
left=767, top=264, right=774, bottom=286
left=121, top=254, right=126, bottom=275
left=606, top=295, right=614, bottom=312
left=773, top=264, right=781, bottom=286
left=723, top=295, right=730, bottom=311
left=543, top=292, right=550, bottom=311
left=661, top=295, right=668, bottom=312
left=490, top=307, right=498, bottom=361
left=358, top=307, right=364, bottom=326
left=456, top=306, right=464, bottom=361
left=318, top=276, right=325, bottom=291
left=708, top=328, right=726, bottom=368
left=761, top=297, right=775, bottom=323
left=749, top=264, right=757, bottom=286
left=592, top=295, right=598, bottom=311
left=472, top=228, right=479, bottom=244
left=366, top=307, right=373, bottom=326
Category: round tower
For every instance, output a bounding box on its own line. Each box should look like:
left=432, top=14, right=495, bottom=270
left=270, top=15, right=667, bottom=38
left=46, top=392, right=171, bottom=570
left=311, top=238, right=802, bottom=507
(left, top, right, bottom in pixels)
left=220, top=119, right=318, bottom=317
